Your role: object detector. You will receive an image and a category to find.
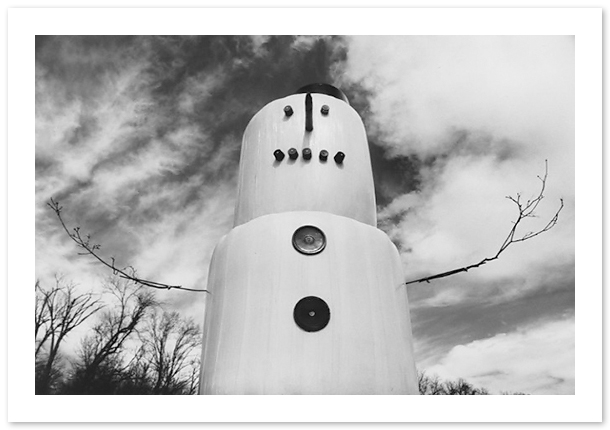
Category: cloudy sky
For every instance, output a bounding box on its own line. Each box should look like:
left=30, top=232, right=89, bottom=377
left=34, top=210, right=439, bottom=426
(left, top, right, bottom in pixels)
left=35, top=35, right=574, bottom=395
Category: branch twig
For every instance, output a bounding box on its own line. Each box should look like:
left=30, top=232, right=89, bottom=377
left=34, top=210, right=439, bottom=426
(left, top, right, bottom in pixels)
left=404, top=160, right=564, bottom=286
left=47, top=198, right=209, bottom=294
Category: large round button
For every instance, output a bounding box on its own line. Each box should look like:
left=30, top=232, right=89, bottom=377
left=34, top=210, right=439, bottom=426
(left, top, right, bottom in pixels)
left=293, top=296, right=330, bottom=332
left=292, top=226, right=326, bottom=255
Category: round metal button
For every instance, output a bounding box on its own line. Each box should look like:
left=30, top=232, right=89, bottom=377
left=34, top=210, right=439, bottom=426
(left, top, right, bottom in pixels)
left=293, top=296, right=330, bottom=332
left=292, top=225, right=326, bottom=255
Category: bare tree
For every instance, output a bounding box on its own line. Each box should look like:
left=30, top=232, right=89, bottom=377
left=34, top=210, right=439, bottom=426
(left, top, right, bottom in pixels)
left=418, top=371, right=445, bottom=395
left=444, top=378, right=489, bottom=395
left=34, top=273, right=205, bottom=395
left=34, top=277, right=103, bottom=394
left=405, top=160, right=563, bottom=285
left=113, top=344, right=154, bottom=394
left=418, top=372, right=490, bottom=395
left=63, top=276, right=158, bottom=394
left=140, top=310, right=202, bottom=394
left=35, top=280, right=52, bottom=355
left=186, top=356, right=202, bottom=395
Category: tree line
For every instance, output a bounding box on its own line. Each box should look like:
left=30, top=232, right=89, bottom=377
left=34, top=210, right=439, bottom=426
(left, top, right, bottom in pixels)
left=35, top=275, right=202, bottom=395
left=35, top=275, right=527, bottom=395
left=417, top=372, right=526, bottom=395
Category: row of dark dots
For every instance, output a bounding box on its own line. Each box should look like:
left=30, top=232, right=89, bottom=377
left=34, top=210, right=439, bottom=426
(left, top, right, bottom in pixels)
left=274, top=148, right=345, bottom=164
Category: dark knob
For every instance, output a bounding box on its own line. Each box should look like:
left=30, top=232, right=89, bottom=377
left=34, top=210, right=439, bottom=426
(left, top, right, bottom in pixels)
left=321, top=105, right=330, bottom=115
left=273, top=149, right=285, bottom=161
left=319, top=150, right=328, bottom=161
left=284, top=105, right=293, bottom=116
left=303, top=148, right=312, bottom=160
left=334, top=151, right=345, bottom=164
left=293, top=296, right=330, bottom=332
left=288, top=148, right=298, bottom=160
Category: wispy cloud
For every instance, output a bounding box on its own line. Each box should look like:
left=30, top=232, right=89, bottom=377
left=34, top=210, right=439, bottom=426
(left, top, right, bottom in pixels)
left=335, top=36, right=574, bottom=303
left=36, top=35, right=350, bottom=317
left=334, top=36, right=575, bottom=393
left=424, top=315, right=575, bottom=394
left=337, top=36, right=574, bottom=158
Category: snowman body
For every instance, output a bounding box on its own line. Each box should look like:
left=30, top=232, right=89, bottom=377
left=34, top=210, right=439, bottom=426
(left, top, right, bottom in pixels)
left=199, top=88, right=418, bottom=394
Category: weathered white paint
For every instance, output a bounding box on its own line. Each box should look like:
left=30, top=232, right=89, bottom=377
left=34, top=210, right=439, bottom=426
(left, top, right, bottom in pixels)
left=200, top=211, right=418, bottom=394
left=234, top=93, right=377, bottom=227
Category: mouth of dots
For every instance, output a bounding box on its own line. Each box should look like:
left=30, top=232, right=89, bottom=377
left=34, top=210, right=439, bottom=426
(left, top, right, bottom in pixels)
left=274, top=101, right=345, bottom=165
left=273, top=148, right=345, bottom=164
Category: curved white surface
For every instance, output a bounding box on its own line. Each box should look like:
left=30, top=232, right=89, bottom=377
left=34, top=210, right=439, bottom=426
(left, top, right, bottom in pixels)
left=234, top=93, right=377, bottom=227
left=200, top=211, right=418, bottom=394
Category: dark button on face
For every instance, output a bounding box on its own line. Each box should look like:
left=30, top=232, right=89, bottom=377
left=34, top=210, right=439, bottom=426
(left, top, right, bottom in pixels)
left=334, top=151, right=345, bottom=164
left=303, top=148, right=312, bottom=160
left=273, top=149, right=285, bottom=161
left=321, top=105, right=329, bottom=115
left=294, top=296, right=330, bottom=332
left=284, top=105, right=293, bottom=116
left=288, top=148, right=298, bottom=160
left=292, top=225, right=326, bottom=255
left=319, top=150, right=328, bottom=161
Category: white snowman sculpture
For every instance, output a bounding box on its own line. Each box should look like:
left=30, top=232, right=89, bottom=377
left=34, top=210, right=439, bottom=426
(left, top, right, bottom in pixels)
left=199, top=84, right=418, bottom=395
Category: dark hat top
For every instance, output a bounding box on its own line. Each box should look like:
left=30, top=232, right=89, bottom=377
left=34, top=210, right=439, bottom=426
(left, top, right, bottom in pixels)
left=294, top=83, right=349, bottom=105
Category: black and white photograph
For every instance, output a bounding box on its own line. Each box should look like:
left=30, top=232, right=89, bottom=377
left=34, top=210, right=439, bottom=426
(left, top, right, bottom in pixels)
left=7, top=6, right=602, bottom=423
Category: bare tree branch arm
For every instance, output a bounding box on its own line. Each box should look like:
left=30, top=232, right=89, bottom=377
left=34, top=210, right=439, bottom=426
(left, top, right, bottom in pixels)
left=47, top=198, right=209, bottom=294
left=404, top=161, right=564, bottom=286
